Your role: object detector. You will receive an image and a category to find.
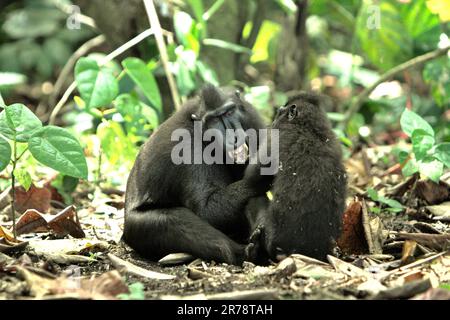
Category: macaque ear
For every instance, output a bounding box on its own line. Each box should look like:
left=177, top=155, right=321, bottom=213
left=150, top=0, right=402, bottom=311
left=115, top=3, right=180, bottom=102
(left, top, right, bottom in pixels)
left=287, top=104, right=297, bottom=121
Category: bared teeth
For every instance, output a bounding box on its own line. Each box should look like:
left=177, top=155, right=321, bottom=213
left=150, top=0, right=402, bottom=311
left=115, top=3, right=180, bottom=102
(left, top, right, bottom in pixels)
left=228, top=144, right=249, bottom=164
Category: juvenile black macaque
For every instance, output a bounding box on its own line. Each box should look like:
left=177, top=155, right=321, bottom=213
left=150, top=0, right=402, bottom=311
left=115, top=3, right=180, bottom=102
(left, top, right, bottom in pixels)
left=122, top=84, right=266, bottom=265
left=246, top=93, right=347, bottom=262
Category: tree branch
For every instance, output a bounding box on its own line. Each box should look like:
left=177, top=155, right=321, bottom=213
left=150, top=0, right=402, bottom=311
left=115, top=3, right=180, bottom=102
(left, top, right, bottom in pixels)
left=343, top=45, right=450, bottom=127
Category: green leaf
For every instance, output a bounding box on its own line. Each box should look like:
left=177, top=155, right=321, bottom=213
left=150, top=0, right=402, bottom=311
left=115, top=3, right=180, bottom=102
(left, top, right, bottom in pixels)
left=115, top=94, right=159, bottom=134
left=356, top=1, right=412, bottom=71
left=400, top=109, right=434, bottom=137
left=435, top=143, right=450, bottom=168
left=402, top=158, right=419, bottom=177
left=411, top=129, right=435, bottom=160
left=28, top=126, right=88, bottom=179
left=367, top=188, right=379, bottom=201
left=117, top=282, right=145, bottom=300
left=0, top=136, right=11, bottom=172
left=249, top=20, right=281, bottom=63
left=3, top=8, right=64, bottom=39
left=418, top=158, right=444, bottom=183
left=121, top=58, right=162, bottom=113
left=97, top=120, right=137, bottom=165
left=15, top=168, right=32, bottom=191
left=74, top=58, right=119, bottom=109
left=203, top=38, right=253, bottom=54
left=400, top=0, right=441, bottom=51
left=0, top=103, right=42, bottom=142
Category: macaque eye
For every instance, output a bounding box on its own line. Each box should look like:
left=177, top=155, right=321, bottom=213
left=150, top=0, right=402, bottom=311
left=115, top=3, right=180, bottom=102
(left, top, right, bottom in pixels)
left=287, top=104, right=297, bottom=121
left=225, top=109, right=234, bottom=117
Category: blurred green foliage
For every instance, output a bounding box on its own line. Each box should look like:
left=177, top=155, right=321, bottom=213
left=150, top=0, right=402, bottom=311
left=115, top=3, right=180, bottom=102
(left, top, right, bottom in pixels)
left=0, top=0, right=448, bottom=185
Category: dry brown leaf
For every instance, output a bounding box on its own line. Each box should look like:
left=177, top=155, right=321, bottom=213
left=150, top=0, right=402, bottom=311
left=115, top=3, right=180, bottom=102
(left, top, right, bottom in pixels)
left=401, top=240, right=417, bottom=265
left=16, top=209, right=48, bottom=235
left=336, top=200, right=368, bottom=255
left=47, top=206, right=85, bottom=238
left=15, top=206, right=84, bottom=238
left=415, top=180, right=449, bottom=205
left=14, top=185, right=51, bottom=213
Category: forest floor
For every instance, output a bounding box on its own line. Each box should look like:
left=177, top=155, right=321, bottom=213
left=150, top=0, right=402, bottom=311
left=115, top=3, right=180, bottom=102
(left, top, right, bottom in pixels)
left=0, top=145, right=449, bottom=300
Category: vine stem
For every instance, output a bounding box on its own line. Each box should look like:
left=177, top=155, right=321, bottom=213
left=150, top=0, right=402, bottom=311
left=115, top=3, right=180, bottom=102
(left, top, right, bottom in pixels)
left=10, top=139, right=17, bottom=239
left=342, top=45, right=450, bottom=127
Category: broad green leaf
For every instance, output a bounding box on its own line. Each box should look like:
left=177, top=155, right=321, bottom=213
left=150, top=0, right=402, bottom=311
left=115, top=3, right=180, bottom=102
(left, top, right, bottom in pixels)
left=203, top=38, right=253, bottom=54
left=0, top=103, right=42, bottom=142
left=418, top=158, right=444, bottom=183
left=356, top=1, right=412, bottom=71
left=400, top=109, right=434, bottom=137
left=121, top=58, right=162, bottom=113
left=402, top=158, right=419, bottom=177
left=28, top=126, right=88, bottom=179
left=401, top=0, right=439, bottom=36
left=74, top=57, right=119, bottom=109
left=435, top=143, right=450, bottom=168
left=15, top=168, right=32, bottom=191
left=411, top=129, right=435, bottom=160
left=0, top=136, right=11, bottom=172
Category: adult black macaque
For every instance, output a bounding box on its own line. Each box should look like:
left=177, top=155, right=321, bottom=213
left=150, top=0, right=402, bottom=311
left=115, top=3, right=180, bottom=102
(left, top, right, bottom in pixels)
left=122, top=84, right=266, bottom=265
left=246, top=93, right=347, bottom=262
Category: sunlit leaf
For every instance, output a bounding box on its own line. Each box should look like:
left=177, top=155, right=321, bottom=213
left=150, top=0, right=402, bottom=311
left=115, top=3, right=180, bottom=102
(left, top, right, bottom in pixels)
left=249, top=20, right=281, bottom=63
left=15, top=168, right=32, bottom=191
left=418, top=157, right=444, bottom=183
left=74, top=57, right=119, bottom=109
left=97, top=120, right=137, bottom=165
left=0, top=103, right=42, bottom=142
left=28, top=126, right=88, bottom=179
left=400, top=109, right=434, bottom=137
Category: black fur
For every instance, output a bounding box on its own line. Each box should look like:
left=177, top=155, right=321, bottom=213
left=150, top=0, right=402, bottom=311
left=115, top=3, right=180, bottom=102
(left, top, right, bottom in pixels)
left=122, top=85, right=265, bottom=265
left=246, top=92, right=347, bottom=262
